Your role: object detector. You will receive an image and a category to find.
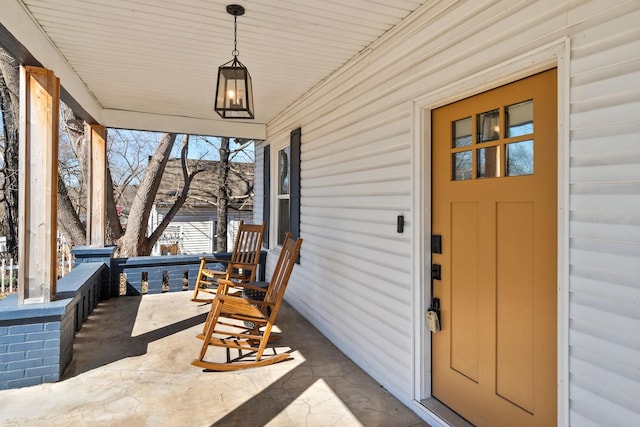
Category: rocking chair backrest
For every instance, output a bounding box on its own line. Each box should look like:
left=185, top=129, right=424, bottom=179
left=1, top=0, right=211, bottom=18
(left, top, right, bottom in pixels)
left=230, top=221, right=266, bottom=281
left=264, top=233, right=303, bottom=307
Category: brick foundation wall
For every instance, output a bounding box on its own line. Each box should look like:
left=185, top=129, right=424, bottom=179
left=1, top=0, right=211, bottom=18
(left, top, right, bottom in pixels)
left=72, top=246, right=116, bottom=299
left=0, top=320, right=62, bottom=389
left=0, top=263, right=105, bottom=390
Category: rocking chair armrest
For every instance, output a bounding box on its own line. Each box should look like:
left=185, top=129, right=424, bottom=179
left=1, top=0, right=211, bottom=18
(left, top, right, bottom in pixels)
left=215, top=278, right=258, bottom=296
left=199, top=256, right=233, bottom=264
left=238, top=282, right=269, bottom=292
left=247, top=299, right=275, bottom=307
left=216, top=293, right=274, bottom=307
left=225, top=261, right=258, bottom=271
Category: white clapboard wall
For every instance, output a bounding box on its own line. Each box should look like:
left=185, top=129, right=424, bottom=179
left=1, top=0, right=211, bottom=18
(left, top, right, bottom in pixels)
left=255, top=0, right=640, bottom=424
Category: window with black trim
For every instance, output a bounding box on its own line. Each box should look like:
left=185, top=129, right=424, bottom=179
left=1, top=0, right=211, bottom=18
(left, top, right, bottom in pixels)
left=272, top=128, right=301, bottom=248
left=277, top=145, right=290, bottom=245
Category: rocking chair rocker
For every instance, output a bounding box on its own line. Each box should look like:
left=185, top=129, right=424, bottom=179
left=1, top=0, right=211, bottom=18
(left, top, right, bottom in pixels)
left=192, top=233, right=302, bottom=371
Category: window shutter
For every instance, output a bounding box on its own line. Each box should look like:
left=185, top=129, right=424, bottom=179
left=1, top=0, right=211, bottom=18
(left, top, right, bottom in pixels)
left=289, top=128, right=301, bottom=243
left=262, top=145, right=270, bottom=248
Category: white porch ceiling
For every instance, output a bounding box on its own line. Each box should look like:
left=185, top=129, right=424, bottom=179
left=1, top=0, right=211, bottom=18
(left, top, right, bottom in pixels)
left=3, top=0, right=428, bottom=139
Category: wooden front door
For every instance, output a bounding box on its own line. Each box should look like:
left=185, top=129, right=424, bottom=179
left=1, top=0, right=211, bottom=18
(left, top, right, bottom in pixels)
left=431, top=69, right=557, bottom=426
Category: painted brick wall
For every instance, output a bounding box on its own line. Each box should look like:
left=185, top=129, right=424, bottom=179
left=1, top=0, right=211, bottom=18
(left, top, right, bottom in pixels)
left=0, top=262, right=106, bottom=390
left=111, top=256, right=210, bottom=295
left=0, top=319, right=62, bottom=389
left=72, top=246, right=116, bottom=299
left=110, top=252, right=267, bottom=295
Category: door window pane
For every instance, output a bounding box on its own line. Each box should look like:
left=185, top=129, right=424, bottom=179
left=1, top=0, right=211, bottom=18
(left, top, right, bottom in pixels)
left=477, top=109, right=500, bottom=142
left=506, top=140, right=534, bottom=176
left=452, top=151, right=472, bottom=181
left=477, top=146, right=500, bottom=178
left=452, top=117, right=472, bottom=148
left=506, top=100, right=533, bottom=137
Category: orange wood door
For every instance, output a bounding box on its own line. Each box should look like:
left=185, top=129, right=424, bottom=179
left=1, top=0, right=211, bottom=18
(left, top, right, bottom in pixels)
left=431, top=69, right=557, bottom=427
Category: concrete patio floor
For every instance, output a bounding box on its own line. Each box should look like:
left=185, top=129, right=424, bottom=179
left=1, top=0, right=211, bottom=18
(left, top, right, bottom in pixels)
left=0, top=291, right=429, bottom=426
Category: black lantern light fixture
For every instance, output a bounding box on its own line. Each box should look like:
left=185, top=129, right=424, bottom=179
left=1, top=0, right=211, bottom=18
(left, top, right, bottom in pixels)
left=214, top=4, right=254, bottom=119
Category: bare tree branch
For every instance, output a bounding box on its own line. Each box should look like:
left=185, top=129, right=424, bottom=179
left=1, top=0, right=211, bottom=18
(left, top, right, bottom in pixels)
left=0, top=46, right=20, bottom=259
left=116, top=132, right=177, bottom=256
left=146, top=134, right=204, bottom=247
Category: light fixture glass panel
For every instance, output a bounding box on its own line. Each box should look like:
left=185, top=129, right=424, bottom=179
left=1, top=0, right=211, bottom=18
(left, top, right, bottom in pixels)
left=477, top=109, right=500, bottom=142
left=452, top=117, right=472, bottom=148
left=215, top=65, right=254, bottom=119
left=506, top=140, right=534, bottom=176
left=477, top=146, right=500, bottom=178
left=506, top=100, right=533, bottom=137
left=452, top=151, right=472, bottom=181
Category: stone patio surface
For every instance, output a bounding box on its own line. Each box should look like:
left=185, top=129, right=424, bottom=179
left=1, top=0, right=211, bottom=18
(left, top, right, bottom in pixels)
left=0, top=291, right=429, bottom=426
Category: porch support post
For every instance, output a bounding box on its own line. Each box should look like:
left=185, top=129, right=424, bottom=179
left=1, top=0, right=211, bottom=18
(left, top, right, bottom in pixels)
left=18, top=66, right=60, bottom=303
left=86, top=124, right=107, bottom=247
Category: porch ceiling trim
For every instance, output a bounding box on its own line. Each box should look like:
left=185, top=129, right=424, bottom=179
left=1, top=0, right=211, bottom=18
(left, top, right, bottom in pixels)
left=102, top=109, right=266, bottom=140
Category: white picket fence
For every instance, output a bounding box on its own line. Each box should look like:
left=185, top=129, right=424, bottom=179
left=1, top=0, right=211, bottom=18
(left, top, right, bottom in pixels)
left=0, top=258, right=18, bottom=295
left=0, top=239, right=73, bottom=296
left=57, top=237, right=74, bottom=278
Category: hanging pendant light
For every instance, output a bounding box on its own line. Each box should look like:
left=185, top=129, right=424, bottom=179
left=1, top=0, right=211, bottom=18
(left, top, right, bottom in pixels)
left=214, top=4, right=254, bottom=119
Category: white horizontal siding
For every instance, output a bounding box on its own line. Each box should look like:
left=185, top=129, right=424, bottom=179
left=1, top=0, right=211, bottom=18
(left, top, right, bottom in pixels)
left=156, top=211, right=254, bottom=255
left=568, top=2, right=640, bottom=425
left=263, top=0, right=640, bottom=422
left=180, top=220, right=212, bottom=254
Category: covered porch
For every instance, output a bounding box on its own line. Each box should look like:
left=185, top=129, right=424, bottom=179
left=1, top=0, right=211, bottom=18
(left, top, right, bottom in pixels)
left=2, top=0, right=640, bottom=426
left=0, top=290, right=427, bottom=426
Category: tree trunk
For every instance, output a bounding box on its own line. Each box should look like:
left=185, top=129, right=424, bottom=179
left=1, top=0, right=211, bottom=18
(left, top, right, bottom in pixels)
left=105, top=165, right=123, bottom=243
left=215, top=137, right=230, bottom=252
left=57, top=103, right=87, bottom=246
left=57, top=174, right=86, bottom=245
left=116, top=133, right=177, bottom=257
left=146, top=134, right=203, bottom=250
left=0, top=47, right=20, bottom=260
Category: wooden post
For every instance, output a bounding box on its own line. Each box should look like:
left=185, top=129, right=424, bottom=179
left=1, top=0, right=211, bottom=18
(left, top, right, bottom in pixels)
left=86, top=124, right=107, bottom=247
left=18, top=66, right=60, bottom=304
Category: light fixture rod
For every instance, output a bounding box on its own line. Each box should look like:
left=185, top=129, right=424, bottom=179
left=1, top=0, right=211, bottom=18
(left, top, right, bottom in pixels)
left=227, top=5, right=244, bottom=59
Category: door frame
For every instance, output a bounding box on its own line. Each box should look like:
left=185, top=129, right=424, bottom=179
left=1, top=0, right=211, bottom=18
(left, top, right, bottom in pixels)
left=409, top=38, right=571, bottom=427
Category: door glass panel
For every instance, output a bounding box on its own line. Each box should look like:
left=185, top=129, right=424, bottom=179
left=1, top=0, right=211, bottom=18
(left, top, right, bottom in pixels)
left=506, top=140, right=534, bottom=176
left=506, top=100, right=533, bottom=137
left=452, top=117, right=472, bottom=148
left=477, top=146, right=500, bottom=178
left=452, top=151, right=472, bottom=181
left=477, top=109, right=500, bottom=142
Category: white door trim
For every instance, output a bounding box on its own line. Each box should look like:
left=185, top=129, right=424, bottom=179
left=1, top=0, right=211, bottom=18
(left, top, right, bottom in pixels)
left=410, top=38, right=570, bottom=427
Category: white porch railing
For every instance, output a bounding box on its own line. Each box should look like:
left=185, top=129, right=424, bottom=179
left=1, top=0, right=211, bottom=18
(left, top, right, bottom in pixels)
left=0, top=237, right=73, bottom=297
left=0, top=258, right=18, bottom=295
left=56, top=233, right=74, bottom=279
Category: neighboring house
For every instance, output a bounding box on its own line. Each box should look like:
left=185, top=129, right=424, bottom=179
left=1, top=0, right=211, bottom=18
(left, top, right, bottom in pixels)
left=254, top=3, right=640, bottom=427
left=150, top=158, right=254, bottom=255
